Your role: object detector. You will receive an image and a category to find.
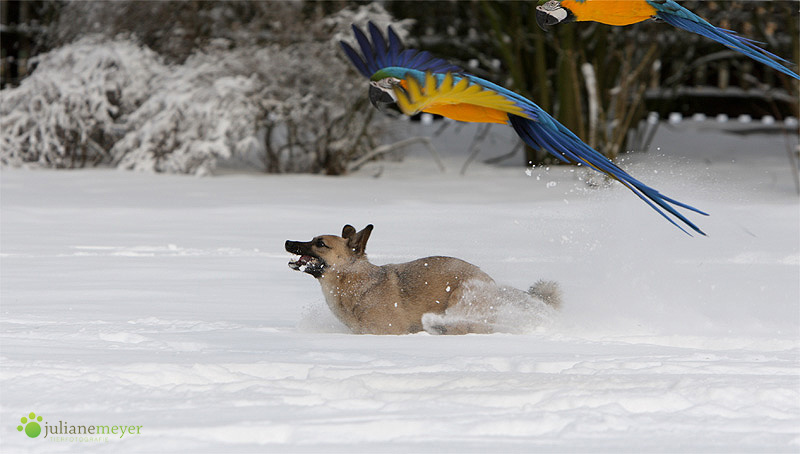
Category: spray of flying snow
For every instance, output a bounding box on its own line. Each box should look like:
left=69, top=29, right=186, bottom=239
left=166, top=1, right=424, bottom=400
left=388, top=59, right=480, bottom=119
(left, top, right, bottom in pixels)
left=424, top=280, right=559, bottom=334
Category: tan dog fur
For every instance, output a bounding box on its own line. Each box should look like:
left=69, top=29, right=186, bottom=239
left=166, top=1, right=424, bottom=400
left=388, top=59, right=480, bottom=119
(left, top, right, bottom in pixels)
left=286, top=224, right=559, bottom=335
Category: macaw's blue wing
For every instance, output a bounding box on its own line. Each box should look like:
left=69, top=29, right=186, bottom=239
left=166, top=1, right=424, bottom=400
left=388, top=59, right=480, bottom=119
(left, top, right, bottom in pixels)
left=507, top=113, right=708, bottom=236
left=392, top=70, right=708, bottom=236
left=651, top=0, right=799, bottom=80
left=341, top=21, right=709, bottom=236
left=340, top=22, right=463, bottom=79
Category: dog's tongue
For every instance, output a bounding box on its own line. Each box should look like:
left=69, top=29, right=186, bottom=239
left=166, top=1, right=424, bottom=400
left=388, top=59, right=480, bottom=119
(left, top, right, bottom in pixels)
left=298, top=255, right=313, bottom=265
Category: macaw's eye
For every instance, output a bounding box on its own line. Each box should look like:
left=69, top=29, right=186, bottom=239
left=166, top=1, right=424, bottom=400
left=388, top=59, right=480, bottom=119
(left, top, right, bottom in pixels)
left=372, top=77, right=401, bottom=91
left=315, top=239, right=327, bottom=248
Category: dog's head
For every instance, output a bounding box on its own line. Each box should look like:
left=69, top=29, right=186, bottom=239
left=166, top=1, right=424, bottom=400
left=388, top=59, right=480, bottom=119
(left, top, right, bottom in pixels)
left=285, top=224, right=373, bottom=278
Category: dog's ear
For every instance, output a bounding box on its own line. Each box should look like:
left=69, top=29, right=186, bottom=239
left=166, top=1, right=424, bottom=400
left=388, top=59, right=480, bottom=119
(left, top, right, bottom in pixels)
left=341, top=225, right=356, bottom=239
left=348, top=224, right=373, bottom=255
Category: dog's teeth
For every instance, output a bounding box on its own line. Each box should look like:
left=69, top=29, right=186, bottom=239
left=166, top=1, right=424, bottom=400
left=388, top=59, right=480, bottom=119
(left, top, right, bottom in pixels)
left=289, top=255, right=318, bottom=272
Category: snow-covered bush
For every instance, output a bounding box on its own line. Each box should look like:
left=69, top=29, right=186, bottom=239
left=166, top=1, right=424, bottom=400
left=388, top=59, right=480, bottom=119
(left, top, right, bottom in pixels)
left=111, top=51, right=265, bottom=175
left=2, top=2, right=404, bottom=175
left=247, top=3, right=404, bottom=174
left=0, top=36, right=164, bottom=168
left=114, top=2, right=402, bottom=175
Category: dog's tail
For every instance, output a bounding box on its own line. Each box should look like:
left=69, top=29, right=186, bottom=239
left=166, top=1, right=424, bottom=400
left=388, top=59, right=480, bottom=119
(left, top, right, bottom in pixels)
left=527, top=280, right=562, bottom=310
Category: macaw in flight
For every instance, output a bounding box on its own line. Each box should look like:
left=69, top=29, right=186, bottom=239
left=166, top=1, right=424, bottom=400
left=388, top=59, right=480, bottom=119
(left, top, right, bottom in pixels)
left=535, top=0, right=800, bottom=80
left=340, top=22, right=708, bottom=235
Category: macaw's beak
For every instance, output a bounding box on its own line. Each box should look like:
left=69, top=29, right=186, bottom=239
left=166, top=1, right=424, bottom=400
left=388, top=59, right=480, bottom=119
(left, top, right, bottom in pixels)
left=369, top=84, right=395, bottom=110
left=535, top=8, right=552, bottom=30
left=535, top=4, right=570, bottom=30
left=368, top=83, right=402, bottom=117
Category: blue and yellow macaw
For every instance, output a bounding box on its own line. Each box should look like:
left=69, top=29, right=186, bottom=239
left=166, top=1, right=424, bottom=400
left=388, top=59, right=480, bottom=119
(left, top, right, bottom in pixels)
left=340, top=22, right=707, bottom=235
left=535, top=0, right=800, bottom=80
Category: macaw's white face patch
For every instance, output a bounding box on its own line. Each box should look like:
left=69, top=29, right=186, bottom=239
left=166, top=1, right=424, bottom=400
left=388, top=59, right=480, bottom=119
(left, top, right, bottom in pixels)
left=370, top=77, right=402, bottom=102
left=536, top=1, right=569, bottom=23
left=539, top=0, right=562, bottom=12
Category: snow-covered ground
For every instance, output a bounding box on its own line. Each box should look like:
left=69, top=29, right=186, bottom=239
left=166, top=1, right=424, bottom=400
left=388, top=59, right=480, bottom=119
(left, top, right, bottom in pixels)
left=1, top=119, right=798, bottom=452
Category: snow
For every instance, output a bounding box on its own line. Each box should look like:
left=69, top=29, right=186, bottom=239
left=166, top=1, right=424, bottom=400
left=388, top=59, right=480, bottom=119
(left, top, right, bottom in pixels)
left=1, top=120, right=799, bottom=452
left=0, top=37, right=165, bottom=168
left=1, top=4, right=399, bottom=175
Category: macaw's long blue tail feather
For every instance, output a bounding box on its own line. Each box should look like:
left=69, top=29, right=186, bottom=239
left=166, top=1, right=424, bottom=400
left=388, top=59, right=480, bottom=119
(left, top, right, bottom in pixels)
left=508, top=115, right=708, bottom=236
left=656, top=10, right=799, bottom=80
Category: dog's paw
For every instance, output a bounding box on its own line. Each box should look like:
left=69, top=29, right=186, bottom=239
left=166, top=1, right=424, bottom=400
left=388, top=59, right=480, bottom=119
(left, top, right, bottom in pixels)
left=422, top=313, right=492, bottom=335
left=421, top=313, right=448, bottom=335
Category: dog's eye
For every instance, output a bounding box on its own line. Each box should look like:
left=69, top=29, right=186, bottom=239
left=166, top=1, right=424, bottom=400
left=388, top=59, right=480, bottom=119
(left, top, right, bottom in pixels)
left=315, top=239, right=327, bottom=248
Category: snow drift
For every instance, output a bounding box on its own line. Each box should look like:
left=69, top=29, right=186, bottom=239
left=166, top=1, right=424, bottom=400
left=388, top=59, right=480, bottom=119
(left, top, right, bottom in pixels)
left=1, top=118, right=798, bottom=452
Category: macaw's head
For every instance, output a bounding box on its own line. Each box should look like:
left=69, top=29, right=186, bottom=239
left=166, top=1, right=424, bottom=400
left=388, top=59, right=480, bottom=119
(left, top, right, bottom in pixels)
left=368, top=69, right=408, bottom=117
left=535, top=0, right=574, bottom=30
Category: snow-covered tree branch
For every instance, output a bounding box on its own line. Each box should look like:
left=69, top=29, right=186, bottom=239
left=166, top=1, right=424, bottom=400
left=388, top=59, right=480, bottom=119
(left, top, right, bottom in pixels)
left=1, top=3, right=402, bottom=175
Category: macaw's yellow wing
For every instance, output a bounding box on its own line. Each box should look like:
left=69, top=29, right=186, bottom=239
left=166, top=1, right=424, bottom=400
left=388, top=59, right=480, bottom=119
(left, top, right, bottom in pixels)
left=393, top=72, right=529, bottom=125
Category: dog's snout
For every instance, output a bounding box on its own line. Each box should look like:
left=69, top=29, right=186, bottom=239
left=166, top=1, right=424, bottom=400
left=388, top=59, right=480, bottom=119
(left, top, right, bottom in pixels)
left=285, top=240, right=309, bottom=255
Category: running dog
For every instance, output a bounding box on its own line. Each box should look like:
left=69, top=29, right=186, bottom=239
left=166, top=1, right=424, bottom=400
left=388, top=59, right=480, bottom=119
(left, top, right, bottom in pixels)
left=286, top=224, right=560, bottom=335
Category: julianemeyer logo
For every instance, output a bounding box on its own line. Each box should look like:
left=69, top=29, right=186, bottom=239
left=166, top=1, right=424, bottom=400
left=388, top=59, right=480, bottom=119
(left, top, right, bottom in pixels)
left=16, top=411, right=142, bottom=442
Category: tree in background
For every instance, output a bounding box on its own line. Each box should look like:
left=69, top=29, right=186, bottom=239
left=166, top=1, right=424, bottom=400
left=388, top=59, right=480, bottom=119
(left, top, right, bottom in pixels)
left=1, top=1, right=400, bottom=175
left=1, top=0, right=798, bottom=173
left=387, top=0, right=799, bottom=163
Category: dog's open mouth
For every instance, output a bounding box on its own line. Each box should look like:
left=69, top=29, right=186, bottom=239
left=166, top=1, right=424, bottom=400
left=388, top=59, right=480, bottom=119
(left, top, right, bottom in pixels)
left=288, top=254, right=326, bottom=277
left=288, top=254, right=320, bottom=271
left=285, top=239, right=326, bottom=278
